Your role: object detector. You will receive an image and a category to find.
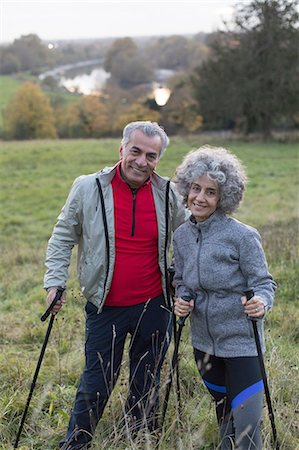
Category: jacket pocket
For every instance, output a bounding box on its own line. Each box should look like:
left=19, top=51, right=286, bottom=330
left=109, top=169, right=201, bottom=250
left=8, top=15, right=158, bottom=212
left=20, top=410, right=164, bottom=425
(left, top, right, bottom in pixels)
left=85, top=301, right=98, bottom=316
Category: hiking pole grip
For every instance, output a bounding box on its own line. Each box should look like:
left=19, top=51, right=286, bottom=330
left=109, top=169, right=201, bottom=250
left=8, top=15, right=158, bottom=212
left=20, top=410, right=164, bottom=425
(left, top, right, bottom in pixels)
left=244, top=288, right=254, bottom=302
left=244, top=288, right=280, bottom=449
left=41, top=288, right=64, bottom=322
left=177, top=295, right=193, bottom=326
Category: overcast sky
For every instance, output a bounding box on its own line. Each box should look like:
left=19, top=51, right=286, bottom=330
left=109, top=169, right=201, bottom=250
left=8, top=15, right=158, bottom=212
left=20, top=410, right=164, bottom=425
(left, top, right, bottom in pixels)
left=0, top=0, right=244, bottom=44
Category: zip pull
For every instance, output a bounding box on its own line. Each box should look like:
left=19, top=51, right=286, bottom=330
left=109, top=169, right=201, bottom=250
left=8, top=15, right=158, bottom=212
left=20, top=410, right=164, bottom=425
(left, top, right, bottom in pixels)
left=196, top=229, right=201, bottom=243
left=131, top=188, right=138, bottom=236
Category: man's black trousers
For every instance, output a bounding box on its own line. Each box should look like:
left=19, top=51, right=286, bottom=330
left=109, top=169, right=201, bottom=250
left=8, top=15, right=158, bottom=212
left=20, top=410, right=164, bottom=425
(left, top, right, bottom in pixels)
left=59, top=294, right=172, bottom=448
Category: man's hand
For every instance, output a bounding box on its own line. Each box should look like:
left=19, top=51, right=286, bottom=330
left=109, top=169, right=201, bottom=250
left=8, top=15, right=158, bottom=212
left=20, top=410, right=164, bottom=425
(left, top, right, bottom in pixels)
left=46, top=288, right=66, bottom=314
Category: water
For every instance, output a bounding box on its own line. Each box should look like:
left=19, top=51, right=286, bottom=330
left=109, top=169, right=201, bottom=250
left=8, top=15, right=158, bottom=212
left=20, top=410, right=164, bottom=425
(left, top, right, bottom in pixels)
left=60, top=67, right=110, bottom=95
left=39, top=59, right=110, bottom=95
left=39, top=62, right=173, bottom=99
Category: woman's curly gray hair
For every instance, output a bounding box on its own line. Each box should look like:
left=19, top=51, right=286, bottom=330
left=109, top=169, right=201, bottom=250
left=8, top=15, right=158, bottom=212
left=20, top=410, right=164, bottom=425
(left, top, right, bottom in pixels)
left=174, top=146, right=247, bottom=214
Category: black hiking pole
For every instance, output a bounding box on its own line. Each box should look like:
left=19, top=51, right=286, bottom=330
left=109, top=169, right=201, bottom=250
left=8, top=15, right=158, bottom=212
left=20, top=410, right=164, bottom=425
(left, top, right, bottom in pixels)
left=14, top=288, right=64, bottom=449
left=160, top=295, right=192, bottom=429
left=167, top=267, right=182, bottom=410
left=244, top=289, right=279, bottom=450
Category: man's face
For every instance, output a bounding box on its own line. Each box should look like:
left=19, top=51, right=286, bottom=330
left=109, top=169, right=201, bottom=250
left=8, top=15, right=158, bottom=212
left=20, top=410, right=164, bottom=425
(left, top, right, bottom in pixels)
left=119, top=129, right=162, bottom=188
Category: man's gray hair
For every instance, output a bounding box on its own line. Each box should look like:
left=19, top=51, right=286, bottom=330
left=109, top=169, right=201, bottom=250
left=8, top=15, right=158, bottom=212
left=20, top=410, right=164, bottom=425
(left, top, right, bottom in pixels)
left=174, top=145, right=247, bottom=214
left=121, top=121, right=169, bottom=157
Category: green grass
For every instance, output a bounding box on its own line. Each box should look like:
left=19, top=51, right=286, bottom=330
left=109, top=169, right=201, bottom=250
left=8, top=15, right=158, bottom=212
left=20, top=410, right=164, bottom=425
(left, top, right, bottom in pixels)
left=0, top=137, right=298, bottom=449
left=0, top=76, right=24, bottom=129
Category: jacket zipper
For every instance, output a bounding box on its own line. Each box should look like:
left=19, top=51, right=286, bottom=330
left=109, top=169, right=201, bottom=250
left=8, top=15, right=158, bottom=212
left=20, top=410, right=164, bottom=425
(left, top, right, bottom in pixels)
left=131, top=188, right=137, bottom=236
left=197, top=228, right=215, bottom=353
left=96, top=178, right=110, bottom=305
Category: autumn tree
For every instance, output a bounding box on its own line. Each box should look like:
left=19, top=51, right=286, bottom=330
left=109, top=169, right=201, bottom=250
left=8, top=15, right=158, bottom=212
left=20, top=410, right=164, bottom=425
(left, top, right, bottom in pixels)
left=3, top=81, right=57, bottom=139
left=112, top=103, right=160, bottom=135
left=57, top=95, right=109, bottom=138
left=159, top=72, right=203, bottom=134
left=192, top=0, right=299, bottom=137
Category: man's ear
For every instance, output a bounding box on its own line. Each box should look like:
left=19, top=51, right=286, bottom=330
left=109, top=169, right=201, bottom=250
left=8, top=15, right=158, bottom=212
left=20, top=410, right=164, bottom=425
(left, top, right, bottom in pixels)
left=119, top=145, right=123, bottom=159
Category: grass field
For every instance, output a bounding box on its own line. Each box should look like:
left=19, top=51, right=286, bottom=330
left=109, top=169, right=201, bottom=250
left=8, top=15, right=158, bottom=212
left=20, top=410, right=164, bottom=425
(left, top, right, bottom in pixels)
left=0, top=76, right=24, bottom=129
left=0, top=137, right=298, bottom=449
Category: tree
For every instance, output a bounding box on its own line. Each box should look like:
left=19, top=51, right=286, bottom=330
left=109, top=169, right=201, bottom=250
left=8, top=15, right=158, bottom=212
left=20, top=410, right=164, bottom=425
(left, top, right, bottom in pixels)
left=148, top=36, right=191, bottom=70
left=0, top=34, right=55, bottom=75
left=104, top=37, right=138, bottom=73
left=159, top=72, right=203, bottom=134
left=191, top=35, right=240, bottom=131
left=3, top=82, right=57, bottom=139
left=192, top=0, right=299, bottom=137
left=147, top=35, right=209, bottom=71
left=0, top=51, right=21, bottom=74
left=104, top=37, right=153, bottom=88
left=112, top=103, right=160, bottom=134
left=57, top=95, right=109, bottom=138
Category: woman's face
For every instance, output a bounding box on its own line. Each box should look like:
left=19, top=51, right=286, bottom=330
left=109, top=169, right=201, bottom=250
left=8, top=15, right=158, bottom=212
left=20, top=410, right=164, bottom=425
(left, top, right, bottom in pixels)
left=187, top=174, right=220, bottom=222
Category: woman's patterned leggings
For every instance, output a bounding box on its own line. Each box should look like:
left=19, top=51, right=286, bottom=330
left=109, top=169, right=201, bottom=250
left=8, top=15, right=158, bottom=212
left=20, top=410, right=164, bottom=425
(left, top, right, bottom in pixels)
left=194, top=349, right=264, bottom=450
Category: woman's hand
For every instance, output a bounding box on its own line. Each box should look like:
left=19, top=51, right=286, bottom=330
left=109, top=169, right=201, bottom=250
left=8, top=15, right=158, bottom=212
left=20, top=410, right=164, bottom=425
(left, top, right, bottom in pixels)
left=174, top=297, right=194, bottom=318
left=241, top=295, right=265, bottom=318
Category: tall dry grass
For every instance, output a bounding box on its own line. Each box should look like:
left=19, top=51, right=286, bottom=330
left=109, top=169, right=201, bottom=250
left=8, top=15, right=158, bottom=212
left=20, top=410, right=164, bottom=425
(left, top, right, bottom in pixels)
left=0, top=138, right=298, bottom=449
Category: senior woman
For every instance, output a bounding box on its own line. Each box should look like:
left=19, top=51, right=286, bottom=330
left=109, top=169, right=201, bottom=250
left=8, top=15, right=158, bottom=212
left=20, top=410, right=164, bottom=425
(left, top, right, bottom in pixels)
left=173, top=146, right=276, bottom=450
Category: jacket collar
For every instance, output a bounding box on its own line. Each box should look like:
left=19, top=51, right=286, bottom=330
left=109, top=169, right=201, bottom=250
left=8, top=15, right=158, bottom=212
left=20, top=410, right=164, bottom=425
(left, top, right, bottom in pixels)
left=97, top=163, right=170, bottom=191
left=189, top=208, right=225, bottom=231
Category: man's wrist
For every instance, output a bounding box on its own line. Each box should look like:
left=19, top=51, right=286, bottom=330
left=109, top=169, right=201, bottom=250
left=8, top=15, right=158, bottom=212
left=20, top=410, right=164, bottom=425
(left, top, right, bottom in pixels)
left=45, top=286, right=64, bottom=293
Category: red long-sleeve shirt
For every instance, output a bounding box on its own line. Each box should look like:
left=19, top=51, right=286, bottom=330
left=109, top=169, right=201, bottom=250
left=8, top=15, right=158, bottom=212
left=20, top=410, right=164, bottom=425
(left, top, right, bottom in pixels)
left=104, top=164, right=162, bottom=306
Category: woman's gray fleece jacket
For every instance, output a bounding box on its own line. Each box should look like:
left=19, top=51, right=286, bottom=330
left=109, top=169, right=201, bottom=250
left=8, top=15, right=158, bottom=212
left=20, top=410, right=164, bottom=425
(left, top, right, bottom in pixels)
left=173, top=210, right=276, bottom=358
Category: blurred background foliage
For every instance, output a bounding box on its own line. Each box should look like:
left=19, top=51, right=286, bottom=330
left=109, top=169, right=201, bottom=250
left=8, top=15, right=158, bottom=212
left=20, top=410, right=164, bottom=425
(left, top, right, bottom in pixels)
left=0, top=0, right=298, bottom=141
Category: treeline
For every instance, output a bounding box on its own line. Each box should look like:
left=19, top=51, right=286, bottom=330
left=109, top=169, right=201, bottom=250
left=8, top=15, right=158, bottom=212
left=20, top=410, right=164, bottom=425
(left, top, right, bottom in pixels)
left=1, top=31, right=207, bottom=138
left=0, top=32, right=208, bottom=77
left=0, top=34, right=112, bottom=75
left=1, top=0, right=299, bottom=140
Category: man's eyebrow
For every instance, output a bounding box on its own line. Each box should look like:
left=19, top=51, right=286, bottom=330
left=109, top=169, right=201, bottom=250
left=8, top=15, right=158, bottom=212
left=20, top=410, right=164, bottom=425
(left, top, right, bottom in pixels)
left=131, top=146, right=158, bottom=156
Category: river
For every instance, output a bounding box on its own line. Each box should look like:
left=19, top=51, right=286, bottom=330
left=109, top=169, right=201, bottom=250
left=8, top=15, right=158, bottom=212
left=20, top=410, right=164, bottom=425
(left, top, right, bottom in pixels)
left=39, top=60, right=173, bottom=102
left=39, top=59, right=110, bottom=95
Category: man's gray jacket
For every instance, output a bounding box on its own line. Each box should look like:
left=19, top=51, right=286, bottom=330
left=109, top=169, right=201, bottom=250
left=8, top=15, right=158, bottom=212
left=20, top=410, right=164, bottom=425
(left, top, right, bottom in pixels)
left=44, top=164, right=187, bottom=310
